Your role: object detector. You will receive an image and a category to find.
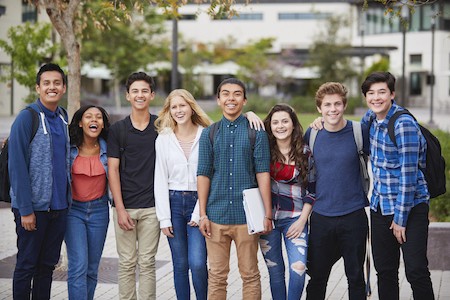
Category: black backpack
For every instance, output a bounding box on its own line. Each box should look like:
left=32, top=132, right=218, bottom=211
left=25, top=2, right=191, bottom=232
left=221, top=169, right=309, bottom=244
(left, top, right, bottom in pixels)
left=384, top=110, right=446, bottom=199
left=0, top=107, right=40, bottom=202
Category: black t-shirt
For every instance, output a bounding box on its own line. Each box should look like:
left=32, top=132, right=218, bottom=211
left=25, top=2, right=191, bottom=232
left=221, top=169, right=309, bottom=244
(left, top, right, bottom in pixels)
left=107, top=115, right=158, bottom=209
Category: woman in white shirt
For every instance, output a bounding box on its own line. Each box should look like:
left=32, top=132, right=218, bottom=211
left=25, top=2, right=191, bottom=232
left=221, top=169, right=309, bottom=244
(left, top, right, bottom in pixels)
left=154, top=89, right=211, bottom=300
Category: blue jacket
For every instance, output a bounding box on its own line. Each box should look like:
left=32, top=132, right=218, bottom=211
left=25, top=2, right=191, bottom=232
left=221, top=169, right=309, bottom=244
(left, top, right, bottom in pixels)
left=70, top=137, right=110, bottom=203
left=9, top=102, right=72, bottom=216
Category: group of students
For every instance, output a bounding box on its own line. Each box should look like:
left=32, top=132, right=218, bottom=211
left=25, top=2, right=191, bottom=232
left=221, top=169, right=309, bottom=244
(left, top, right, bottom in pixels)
left=7, top=62, right=434, bottom=300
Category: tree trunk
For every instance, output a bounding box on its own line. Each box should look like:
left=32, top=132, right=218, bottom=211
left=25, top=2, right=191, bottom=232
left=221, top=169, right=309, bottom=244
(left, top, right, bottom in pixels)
left=114, top=77, right=121, bottom=112
left=40, top=0, right=81, bottom=119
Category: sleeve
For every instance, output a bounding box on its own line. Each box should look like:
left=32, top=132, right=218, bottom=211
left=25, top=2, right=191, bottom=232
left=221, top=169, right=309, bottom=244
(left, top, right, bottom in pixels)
left=154, top=135, right=172, bottom=228
left=107, top=122, right=120, bottom=158
left=8, top=110, right=35, bottom=215
left=302, top=146, right=316, bottom=205
left=197, top=128, right=214, bottom=178
left=253, top=130, right=271, bottom=174
left=393, top=116, right=421, bottom=227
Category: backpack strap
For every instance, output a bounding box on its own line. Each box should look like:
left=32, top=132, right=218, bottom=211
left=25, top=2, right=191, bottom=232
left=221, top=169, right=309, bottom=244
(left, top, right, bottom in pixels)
left=208, top=120, right=221, bottom=146
left=387, top=110, right=416, bottom=147
left=352, top=121, right=370, bottom=193
left=308, top=128, right=318, bottom=154
left=25, top=107, right=39, bottom=141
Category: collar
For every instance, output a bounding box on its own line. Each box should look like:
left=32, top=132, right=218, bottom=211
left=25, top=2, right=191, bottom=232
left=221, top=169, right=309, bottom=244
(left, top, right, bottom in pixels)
left=37, top=99, right=59, bottom=119
left=221, top=114, right=245, bottom=127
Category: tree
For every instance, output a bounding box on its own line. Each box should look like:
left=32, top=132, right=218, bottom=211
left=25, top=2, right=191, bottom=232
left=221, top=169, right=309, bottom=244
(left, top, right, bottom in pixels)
left=31, top=0, right=251, bottom=117
left=81, top=7, right=168, bottom=110
left=306, top=15, right=357, bottom=93
left=0, top=22, right=59, bottom=102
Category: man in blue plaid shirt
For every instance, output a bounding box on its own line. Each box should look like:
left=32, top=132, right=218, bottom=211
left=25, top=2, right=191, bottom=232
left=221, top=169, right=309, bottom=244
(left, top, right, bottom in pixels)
left=361, top=72, right=434, bottom=300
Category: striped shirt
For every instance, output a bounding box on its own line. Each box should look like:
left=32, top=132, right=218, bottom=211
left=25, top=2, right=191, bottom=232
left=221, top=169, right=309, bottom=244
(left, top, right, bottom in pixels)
left=361, top=102, right=429, bottom=227
left=197, top=115, right=270, bottom=225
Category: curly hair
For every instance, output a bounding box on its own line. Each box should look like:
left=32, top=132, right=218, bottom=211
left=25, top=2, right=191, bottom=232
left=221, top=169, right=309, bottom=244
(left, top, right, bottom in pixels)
left=154, top=89, right=211, bottom=133
left=264, top=104, right=309, bottom=188
left=315, top=82, right=348, bottom=108
left=69, top=105, right=110, bottom=147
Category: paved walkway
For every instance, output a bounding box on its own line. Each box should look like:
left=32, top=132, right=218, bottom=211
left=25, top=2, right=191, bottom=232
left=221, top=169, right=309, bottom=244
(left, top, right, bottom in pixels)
left=1, top=206, right=450, bottom=299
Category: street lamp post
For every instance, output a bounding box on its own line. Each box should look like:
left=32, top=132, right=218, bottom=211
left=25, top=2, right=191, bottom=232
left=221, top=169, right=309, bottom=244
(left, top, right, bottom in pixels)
left=429, top=15, right=436, bottom=125
left=401, top=3, right=409, bottom=107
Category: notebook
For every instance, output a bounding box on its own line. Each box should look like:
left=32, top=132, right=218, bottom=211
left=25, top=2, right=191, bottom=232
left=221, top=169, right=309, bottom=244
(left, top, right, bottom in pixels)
left=242, top=188, right=266, bottom=234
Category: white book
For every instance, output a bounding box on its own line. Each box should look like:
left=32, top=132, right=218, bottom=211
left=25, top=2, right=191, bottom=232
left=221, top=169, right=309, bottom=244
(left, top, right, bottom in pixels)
left=242, top=188, right=266, bottom=234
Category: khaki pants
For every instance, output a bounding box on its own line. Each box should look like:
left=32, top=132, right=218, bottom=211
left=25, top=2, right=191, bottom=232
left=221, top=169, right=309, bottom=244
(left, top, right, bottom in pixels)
left=206, top=221, right=261, bottom=300
left=113, top=207, right=160, bottom=300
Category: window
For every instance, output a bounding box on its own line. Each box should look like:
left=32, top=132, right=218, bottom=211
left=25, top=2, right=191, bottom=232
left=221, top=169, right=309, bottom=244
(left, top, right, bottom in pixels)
left=410, top=54, right=422, bottom=66
left=410, top=72, right=422, bottom=96
left=180, top=14, right=197, bottom=21
left=213, top=13, right=263, bottom=21
left=22, top=0, right=37, bottom=23
left=278, top=12, right=330, bottom=20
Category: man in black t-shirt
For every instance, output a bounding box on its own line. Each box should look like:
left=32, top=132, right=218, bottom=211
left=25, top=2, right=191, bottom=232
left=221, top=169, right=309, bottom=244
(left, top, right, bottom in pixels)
left=107, top=72, right=160, bottom=299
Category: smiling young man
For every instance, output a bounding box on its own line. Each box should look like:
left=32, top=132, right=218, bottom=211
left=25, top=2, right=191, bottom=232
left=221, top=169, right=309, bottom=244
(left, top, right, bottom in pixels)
left=9, top=63, right=71, bottom=299
left=107, top=72, right=161, bottom=299
left=361, top=72, right=434, bottom=299
left=304, top=82, right=370, bottom=300
left=197, top=78, right=272, bottom=299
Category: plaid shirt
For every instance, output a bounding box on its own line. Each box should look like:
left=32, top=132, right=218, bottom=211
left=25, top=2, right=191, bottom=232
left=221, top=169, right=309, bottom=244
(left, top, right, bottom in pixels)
left=361, top=102, right=429, bottom=227
left=197, top=115, right=270, bottom=225
left=270, top=146, right=316, bottom=220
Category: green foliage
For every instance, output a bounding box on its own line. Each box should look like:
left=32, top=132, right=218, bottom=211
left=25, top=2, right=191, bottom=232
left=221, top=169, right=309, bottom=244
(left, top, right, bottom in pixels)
left=364, top=57, right=390, bottom=79
left=306, top=15, right=357, bottom=94
left=429, top=129, right=450, bottom=222
left=81, top=6, right=168, bottom=82
left=244, top=93, right=278, bottom=115
left=0, top=22, right=59, bottom=102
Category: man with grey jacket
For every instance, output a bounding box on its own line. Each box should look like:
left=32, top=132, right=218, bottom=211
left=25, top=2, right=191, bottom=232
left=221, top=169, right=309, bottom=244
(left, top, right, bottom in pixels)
left=8, top=63, right=71, bottom=299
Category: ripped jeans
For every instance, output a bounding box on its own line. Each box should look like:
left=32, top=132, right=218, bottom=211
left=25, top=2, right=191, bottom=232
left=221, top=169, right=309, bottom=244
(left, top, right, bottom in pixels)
left=259, top=216, right=308, bottom=300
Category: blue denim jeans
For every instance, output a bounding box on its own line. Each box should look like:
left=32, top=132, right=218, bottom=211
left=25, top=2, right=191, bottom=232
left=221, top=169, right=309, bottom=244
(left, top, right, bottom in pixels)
left=65, top=196, right=109, bottom=300
left=259, top=216, right=308, bottom=300
left=167, top=190, right=207, bottom=300
left=13, top=208, right=68, bottom=300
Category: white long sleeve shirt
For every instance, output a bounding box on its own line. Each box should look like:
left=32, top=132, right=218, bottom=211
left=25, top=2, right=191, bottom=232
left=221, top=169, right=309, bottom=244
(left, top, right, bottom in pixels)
left=154, top=126, right=203, bottom=228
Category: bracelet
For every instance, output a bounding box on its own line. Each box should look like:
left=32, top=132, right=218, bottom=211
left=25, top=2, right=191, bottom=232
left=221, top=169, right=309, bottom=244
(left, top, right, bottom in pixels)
left=199, top=215, right=209, bottom=223
left=264, top=216, right=273, bottom=221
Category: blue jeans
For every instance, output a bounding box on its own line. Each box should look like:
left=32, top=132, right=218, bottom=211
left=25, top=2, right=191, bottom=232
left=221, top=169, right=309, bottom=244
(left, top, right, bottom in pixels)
left=13, top=208, right=67, bottom=300
left=167, top=190, right=207, bottom=300
left=259, top=216, right=308, bottom=300
left=371, top=203, right=434, bottom=300
left=65, top=196, right=109, bottom=300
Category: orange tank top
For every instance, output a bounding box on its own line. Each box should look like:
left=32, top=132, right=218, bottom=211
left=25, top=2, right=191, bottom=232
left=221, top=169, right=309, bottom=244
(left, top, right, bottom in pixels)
left=71, top=155, right=106, bottom=201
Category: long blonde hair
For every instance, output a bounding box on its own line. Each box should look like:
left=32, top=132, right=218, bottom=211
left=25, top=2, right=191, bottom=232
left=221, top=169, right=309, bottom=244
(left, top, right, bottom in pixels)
left=155, top=89, right=211, bottom=133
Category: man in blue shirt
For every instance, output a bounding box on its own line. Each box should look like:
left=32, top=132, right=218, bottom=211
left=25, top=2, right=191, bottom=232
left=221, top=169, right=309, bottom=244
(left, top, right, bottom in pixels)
left=361, top=72, right=434, bottom=299
left=305, top=82, right=370, bottom=300
left=9, top=63, right=71, bottom=299
left=197, top=78, right=272, bottom=299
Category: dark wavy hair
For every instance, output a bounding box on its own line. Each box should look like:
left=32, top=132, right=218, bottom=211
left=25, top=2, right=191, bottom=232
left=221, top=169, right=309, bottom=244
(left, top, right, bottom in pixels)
left=69, top=105, right=110, bottom=147
left=264, top=104, right=309, bottom=188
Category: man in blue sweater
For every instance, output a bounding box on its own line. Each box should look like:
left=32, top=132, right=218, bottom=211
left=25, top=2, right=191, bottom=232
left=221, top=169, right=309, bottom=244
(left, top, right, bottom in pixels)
left=305, top=82, right=370, bottom=300
left=8, top=63, right=71, bottom=299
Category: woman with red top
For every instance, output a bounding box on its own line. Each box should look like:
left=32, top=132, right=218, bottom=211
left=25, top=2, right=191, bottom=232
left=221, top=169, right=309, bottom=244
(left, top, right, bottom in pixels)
left=259, top=104, right=316, bottom=300
left=65, top=105, right=110, bottom=300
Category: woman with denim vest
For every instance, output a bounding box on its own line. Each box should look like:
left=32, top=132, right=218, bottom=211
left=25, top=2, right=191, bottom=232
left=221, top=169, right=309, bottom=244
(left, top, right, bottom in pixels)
left=65, top=105, right=111, bottom=300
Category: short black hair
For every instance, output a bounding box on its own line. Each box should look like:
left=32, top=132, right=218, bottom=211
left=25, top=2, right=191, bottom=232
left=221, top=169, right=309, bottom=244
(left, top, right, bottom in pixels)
left=216, top=78, right=247, bottom=99
left=125, top=72, right=155, bottom=93
left=36, top=63, right=67, bottom=85
left=69, top=105, right=110, bottom=147
left=361, top=72, right=396, bottom=96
